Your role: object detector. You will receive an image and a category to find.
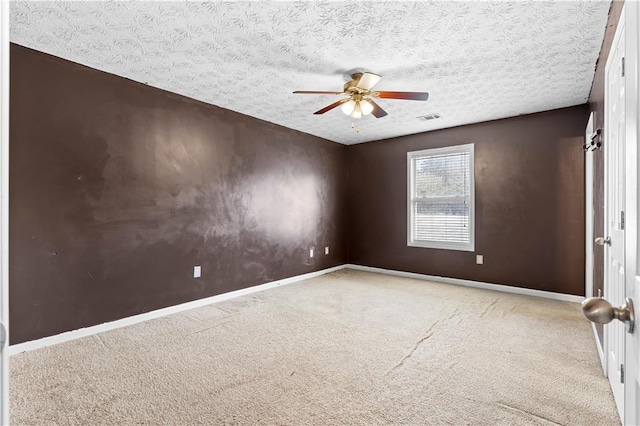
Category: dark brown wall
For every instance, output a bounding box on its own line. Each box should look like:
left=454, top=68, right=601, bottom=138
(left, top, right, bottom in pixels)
left=347, top=106, right=589, bottom=295
left=588, top=0, right=624, bottom=344
left=9, top=44, right=347, bottom=344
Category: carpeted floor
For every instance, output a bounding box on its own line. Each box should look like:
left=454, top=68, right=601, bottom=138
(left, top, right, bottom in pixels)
left=11, top=269, right=619, bottom=425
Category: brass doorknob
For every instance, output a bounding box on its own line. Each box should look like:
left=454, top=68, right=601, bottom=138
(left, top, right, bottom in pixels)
left=582, top=297, right=635, bottom=333
left=595, top=236, right=611, bottom=246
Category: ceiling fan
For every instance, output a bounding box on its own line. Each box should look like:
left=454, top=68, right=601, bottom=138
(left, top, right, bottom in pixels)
left=293, top=72, right=429, bottom=119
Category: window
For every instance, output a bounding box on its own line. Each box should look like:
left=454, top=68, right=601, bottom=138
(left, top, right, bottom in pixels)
left=407, top=144, right=474, bottom=251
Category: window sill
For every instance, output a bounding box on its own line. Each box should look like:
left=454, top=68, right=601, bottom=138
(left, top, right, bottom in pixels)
left=407, top=241, right=475, bottom=252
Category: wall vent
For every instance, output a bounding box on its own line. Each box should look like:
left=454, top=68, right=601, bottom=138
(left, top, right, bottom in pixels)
left=417, top=113, right=442, bottom=121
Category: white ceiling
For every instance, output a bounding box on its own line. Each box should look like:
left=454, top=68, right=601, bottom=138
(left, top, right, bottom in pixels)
left=10, top=1, right=610, bottom=145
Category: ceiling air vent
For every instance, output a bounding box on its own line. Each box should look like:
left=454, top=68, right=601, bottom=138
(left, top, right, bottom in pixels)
left=417, top=113, right=442, bottom=121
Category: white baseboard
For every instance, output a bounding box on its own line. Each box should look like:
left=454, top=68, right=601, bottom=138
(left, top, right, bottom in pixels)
left=9, top=264, right=347, bottom=355
left=592, top=322, right=606, bottom=374
left=10, top=263, right=585, bottom=355
left=345, top=264, right=585, bottom=304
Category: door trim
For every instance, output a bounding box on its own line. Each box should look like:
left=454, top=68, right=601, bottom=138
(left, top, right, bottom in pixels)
left=586, top=112, right=595, bottom=299
left=592, top=322, right=607, bottom=372
left=0, top=0, right=10, bottom=423
left=585, top=113, right=605, bottom=373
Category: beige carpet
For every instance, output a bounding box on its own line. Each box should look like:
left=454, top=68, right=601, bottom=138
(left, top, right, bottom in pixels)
left=11, top=269, right=619, bottom=425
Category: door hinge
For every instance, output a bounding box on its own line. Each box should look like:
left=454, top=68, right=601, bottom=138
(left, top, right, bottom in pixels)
left=621, top=364, right=625, bottom=383
left=621, top=211, right=625, bottom=230
left=622, top=57, right=625, bottom=77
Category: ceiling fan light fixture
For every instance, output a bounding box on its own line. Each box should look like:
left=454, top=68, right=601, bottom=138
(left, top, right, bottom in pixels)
left=341, top=99, right=357, bottom=115
left=350, top=103, right=363, bottom=119
left=360, top=99, right=374, bottom=116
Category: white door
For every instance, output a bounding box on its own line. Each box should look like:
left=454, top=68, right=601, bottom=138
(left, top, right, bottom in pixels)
left=624, top=2, right=639, bottom=424
left=0, top=0, right=9, bottom=423
left=604, top=7, right=626, bottom=421
left=585, top=5, right=640, bottom=424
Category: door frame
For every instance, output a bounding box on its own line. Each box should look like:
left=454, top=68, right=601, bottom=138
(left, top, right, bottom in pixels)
left=586, top=111, right=595, bottom=301
left=0, top=0, right=9, bottom=424
left=585, top=113, right=607, bottom=373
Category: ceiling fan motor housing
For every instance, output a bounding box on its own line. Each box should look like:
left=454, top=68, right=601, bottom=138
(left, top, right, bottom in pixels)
left=344, top=73, right=365, bottom=93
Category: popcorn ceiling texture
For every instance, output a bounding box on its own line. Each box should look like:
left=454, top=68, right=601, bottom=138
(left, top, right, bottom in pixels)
left=10, top=1, right=610, bottom=144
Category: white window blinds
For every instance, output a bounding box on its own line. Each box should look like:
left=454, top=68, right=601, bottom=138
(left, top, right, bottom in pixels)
left=407, top=144, right=474, bottom=251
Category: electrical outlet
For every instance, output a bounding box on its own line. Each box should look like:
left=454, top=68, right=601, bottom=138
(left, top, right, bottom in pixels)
left=309, top=248, right=314, bottom=258
left=193, top=266, right=201, bottom=278
left=476, top=255, right=483, bottom=265
left=325, top=246, right=329, bottom=255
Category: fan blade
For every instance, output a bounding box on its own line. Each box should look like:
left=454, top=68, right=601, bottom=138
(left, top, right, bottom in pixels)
left=374, top=91, right=429, bottom=101
left=293, top=91, right=344, bottom=95
left=355, top=72, right=382, bottom=91
left=313, top=98, right=350, bottom=115
left=368, top=100, right=388, bottom=118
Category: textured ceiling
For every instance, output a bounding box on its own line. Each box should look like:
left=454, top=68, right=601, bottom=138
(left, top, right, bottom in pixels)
left=10, top=1, right=610, bottom=145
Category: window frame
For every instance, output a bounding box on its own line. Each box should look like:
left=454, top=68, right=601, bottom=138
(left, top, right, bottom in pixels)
left=407, top=143, right=475, bottom=252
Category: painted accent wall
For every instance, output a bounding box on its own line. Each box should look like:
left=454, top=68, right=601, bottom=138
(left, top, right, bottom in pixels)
left=9, top=44, right=347, bottom=344
left=588, top=0, right=624, bottom=346
left=347, top=106, right=589, bottom=296
left=10, top=39, right=597, bottom=345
